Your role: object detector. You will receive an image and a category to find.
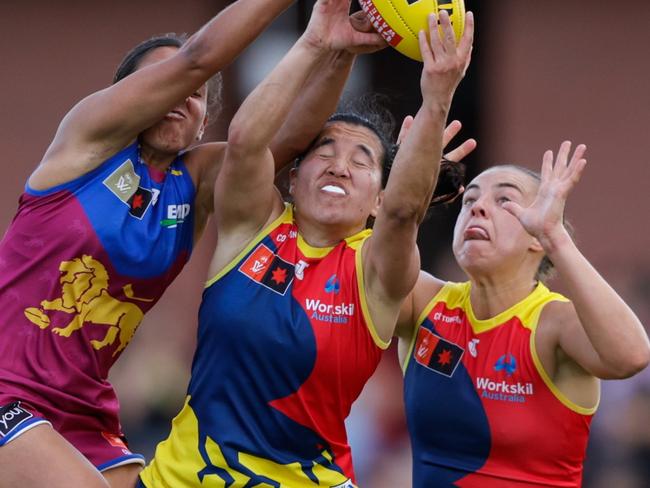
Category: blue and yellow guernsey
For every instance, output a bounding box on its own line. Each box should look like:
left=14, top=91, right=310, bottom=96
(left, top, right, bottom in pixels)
left=140, top=204, right=389, bottom=488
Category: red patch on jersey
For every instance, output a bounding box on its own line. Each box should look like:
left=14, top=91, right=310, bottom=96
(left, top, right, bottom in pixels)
left=101, top=432, right=127, bottom=449
left=271, top=267, right=288, bottom=285
left=239, top=243, right=294, bottom=295
left=414, top=326, right=464, bottom=377
left=239, top=244, right=275, bottom=282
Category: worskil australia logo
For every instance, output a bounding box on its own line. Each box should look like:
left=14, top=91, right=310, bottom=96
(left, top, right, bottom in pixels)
left=305, top=298, right=355, bottom=324
left=475, top=353, right=534, bottom=403
left=413, top=327, right=464, bottom=377
left=304, top=274, right=353, bottom=324
left=239, top=244, right=294, bottom=295
left=23, top=255, right=153, bottom=356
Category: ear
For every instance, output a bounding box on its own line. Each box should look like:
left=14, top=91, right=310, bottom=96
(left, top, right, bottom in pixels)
left=369, top=189, right=385, bottom=218
left=196, top=115, right=209, bottom=141
left=288, top=167, right=298, bottom=196
left=528, top=236, right=544, bottom=253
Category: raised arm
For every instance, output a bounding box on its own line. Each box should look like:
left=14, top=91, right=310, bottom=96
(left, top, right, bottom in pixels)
left=269, top=50, right=357, bottom=168
left=363, top=10, right=474, bottom=342
left=211, top=0, right=383, bottom=272
left=35, top=0, right=295, bottom=187
left=503, top=142, right=650, bottom=379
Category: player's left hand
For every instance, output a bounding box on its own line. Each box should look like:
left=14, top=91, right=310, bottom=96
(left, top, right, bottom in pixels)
left=502, top=141, right=587, bottom=249
left=303, top=0, right=387, bottom=54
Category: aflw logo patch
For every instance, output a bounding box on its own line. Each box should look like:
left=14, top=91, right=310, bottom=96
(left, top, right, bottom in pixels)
left=414, top=327, right=464, bottom=377
left=239, top=243, right=294, bottom=295
left=103, top=159, right=140, bottom=202
left=0, top=402, right=33, bottom=437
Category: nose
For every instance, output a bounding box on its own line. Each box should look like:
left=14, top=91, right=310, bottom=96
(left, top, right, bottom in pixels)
left=327, top=158, right=350, bottom=178
left=470, top=196, right=488, bottom=217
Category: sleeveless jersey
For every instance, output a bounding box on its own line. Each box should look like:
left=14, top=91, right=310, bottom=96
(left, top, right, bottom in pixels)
left=0, top=143, right=194, bottom=434
left=140, top=204, right=387, bottom=488
left=403, top=282, right=596, bottom=487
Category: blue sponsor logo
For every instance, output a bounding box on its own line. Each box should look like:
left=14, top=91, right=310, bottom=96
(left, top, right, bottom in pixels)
left=494, top=354, right=517, bottom=377
left=324, top=274, right=340, bottom=294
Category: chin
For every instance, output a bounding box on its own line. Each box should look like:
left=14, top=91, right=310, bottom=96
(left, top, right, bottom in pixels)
left=145, top=125, right=193, bottom=152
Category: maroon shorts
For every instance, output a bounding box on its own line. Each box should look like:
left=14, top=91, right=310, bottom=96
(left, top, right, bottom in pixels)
left=0, top=399, right=144, bottom=471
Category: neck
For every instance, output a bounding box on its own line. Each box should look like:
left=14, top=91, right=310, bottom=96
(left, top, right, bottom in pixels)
left=138, top=141, right=178, bottom=172
left=294, top=208, right=365, bottom=248
left=467, top=271, right=538, bottom=320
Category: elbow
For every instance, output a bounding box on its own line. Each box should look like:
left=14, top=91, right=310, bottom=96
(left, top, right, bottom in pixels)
left=604, top=345, right=650, bottom=379
left=380, top=201, right=425, bottom=228
left=227, top=120, right=247, bottom=150
left=627, top=344, right=650, bottom=376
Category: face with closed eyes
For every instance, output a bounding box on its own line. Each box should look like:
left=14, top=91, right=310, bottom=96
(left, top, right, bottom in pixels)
left=289, top=121, right=384, bottom=237
left=136, top=46, right=209, bottom=154
left=453, top=166, right=543, bottom=277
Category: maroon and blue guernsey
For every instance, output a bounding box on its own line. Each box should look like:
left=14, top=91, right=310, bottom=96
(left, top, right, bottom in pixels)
left=0, top=142, right=194, bottom=470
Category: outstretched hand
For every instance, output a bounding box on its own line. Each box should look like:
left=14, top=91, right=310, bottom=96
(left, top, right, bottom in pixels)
left=397, top=118, right=476, bottom=161
left=397, top=117, right=476, bottom=204
left=418, top=10, right=474, bottom=105
left=502, top=141, right=587, bottom=249
left=303, top=0, right=387, bottom=54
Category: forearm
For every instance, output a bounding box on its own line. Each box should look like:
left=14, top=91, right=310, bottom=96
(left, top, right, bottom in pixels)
left=382, top=102, right=449, bottom=223
left=548, top=230, right=650, bottom=373
left=269, top=50, right=356, bottom=167
left=181, top=0, right=294, bottom=75
left=227, top=39, right=326, bottom=158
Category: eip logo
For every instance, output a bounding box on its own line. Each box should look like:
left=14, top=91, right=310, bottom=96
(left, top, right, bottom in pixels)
left=324, top=274, right=340, bottom=294
left=494, top=354, right=517, bottom=377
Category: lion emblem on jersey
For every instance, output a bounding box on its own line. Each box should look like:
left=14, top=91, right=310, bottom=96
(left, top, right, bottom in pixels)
left=24, top=255, right=152, bottom=356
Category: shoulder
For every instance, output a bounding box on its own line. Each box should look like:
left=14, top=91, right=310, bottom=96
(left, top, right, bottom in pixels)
left=395, top=271, right=447, bottom=340
left=538, top=295, right=577, bottom=326
left=183, top=142, right=227, bottom=187
left=536, top=297, right=578, bottom=348
left=412, top=271, right=447, bottom=317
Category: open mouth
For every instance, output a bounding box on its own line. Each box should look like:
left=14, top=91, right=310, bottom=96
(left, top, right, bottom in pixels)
left=321, top=184, right=346, bottom=196
left=165, top=110, right=186, bottom=120
left=464, top=226, right=490, bottom=241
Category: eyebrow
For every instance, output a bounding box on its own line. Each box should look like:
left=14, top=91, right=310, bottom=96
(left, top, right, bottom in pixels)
left=313, top=137, right=377, bottom=160
left=496, top=182, right=524, bottom=194
left=464, top=182, right=524, bottom=194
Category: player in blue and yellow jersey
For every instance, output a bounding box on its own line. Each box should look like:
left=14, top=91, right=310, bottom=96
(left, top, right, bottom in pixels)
left=0, top=1, right=387, bottom=487
left=397, top=149, right=650, bottom=486
left=139, top=4, right=474, bottom=487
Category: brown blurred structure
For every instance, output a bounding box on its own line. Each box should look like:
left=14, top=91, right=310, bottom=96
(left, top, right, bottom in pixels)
left=1, top=1, right=648, bottom=486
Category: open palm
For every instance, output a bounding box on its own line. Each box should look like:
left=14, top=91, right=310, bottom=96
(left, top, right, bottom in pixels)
left=502, top=141, right=587, bottom=246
